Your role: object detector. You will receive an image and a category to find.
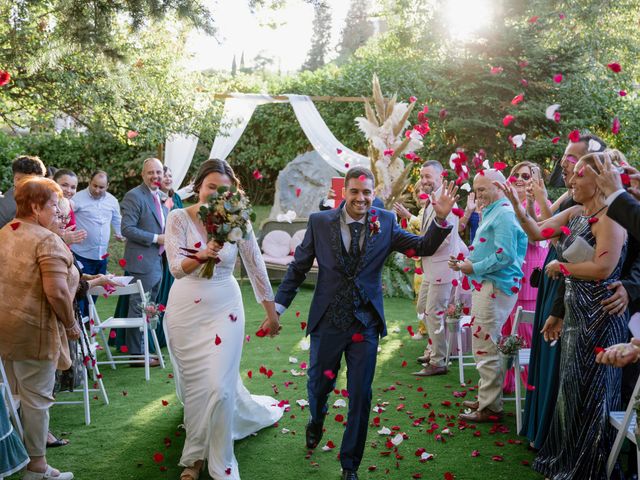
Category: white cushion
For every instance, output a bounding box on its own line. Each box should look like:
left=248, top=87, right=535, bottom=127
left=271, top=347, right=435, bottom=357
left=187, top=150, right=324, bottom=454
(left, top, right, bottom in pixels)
left=290, top=229, right=306, bottom=254
left=262, top=230, right=292, bottom=258
left=262, top=254, right=294, bottom=265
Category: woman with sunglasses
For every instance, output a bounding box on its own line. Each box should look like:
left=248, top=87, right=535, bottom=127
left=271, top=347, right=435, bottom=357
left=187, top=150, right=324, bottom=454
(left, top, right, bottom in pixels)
left=500, top=162, right=552, bottom=394
left=520, top=134, right=607, bottom=450
left=497, top=150, right=628, bottom=479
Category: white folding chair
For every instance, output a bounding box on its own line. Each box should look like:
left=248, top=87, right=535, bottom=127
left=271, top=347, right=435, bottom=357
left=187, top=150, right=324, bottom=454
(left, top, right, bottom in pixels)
left=53, top=315, right=109, bottom=425
left=503, top=306, right=535, bottom=433
left=0, top=357, right=23, bottom=439
left=89, top=280, right=165, bottom=381
left=607, top=369, right=640, bottom=478
left=445, top=315, right=477, bottom=385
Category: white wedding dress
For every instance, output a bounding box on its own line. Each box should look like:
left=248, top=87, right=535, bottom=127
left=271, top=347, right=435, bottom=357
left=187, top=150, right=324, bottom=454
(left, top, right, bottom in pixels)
left=163, top=209, right=284, bottom=480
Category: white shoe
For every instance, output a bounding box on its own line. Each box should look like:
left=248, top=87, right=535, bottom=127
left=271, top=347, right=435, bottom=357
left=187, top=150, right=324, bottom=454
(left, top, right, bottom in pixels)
left=23, top=465, right=74, bottom=480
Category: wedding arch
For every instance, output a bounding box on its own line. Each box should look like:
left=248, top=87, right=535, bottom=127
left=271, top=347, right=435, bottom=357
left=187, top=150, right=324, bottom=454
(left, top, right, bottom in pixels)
left=164, top=93, right=371, bottom=189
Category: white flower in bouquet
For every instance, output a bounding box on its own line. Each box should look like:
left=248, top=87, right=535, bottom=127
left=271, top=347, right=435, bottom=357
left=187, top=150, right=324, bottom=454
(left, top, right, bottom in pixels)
left=228, top=227, right=244, bottom=242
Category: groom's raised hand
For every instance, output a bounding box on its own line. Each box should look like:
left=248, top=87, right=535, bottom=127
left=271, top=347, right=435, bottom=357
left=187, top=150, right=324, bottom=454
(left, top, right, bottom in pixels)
left=431, top=180, right=460, bottom=220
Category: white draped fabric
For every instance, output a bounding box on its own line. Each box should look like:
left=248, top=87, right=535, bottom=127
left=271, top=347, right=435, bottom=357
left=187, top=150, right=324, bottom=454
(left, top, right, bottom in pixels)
left=209, top=94, right=287, bottom=161
left=164, top=133, right=199, bottom=188
left=209, top=93, right=370, bottom=173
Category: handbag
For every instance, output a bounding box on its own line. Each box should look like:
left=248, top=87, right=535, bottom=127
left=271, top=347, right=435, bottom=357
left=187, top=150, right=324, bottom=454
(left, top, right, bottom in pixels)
left=529, top=267, right=542, bottom=288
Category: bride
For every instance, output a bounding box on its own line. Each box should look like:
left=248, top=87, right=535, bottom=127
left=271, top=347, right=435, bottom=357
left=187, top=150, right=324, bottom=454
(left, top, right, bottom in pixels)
left=163, top=159, right=282, bottom=480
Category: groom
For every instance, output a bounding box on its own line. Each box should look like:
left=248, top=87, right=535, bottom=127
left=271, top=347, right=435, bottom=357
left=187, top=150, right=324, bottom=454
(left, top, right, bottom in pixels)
left=273, top=166, right=457, bottom=480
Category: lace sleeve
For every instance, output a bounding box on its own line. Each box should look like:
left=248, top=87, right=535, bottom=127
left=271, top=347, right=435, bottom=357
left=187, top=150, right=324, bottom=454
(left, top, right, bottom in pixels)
left=238, top=226, right=275, bottom=303
left=165, top=210, right=189, bottom=279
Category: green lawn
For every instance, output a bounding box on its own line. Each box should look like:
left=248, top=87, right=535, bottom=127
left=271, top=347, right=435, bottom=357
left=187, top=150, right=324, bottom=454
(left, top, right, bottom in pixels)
left=12, top=282, right=543, bottom=480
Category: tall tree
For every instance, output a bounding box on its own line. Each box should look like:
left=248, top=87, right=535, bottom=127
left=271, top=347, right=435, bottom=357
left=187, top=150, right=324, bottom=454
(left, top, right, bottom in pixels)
left=301, top=1, right=332, bottom=71
left=337, top=0, right=373, bottom=63
left=231, top=54, right=237, bottom=76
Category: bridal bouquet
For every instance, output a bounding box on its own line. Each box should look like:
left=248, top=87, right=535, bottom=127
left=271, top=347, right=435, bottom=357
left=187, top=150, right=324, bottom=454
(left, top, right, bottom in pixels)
left=196, top=185, right=255, bottom=279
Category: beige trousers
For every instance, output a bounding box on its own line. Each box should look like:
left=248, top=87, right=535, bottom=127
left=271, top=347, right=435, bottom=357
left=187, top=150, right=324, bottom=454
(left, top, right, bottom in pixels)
left=470, top=281, right=518, bottom=412
left=5, top=359, right=56, bottom=456
left=417, top=281, right=453, bottom=367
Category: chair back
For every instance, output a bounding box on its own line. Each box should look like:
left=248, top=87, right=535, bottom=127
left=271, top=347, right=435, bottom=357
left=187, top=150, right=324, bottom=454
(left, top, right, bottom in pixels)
left=511, top=307, right=535, bottom=336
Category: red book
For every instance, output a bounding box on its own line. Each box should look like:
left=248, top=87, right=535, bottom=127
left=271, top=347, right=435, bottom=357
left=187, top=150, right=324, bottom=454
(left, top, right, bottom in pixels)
left=331, top=177, right=345, bottom=209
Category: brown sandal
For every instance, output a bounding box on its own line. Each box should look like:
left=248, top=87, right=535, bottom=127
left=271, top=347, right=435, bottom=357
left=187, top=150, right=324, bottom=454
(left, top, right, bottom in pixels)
left=180, top=461, right=204, bottom=480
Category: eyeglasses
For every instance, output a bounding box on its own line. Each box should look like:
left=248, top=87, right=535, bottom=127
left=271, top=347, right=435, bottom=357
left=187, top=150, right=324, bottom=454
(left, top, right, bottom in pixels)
left=512, top=172, right=531, bottom=180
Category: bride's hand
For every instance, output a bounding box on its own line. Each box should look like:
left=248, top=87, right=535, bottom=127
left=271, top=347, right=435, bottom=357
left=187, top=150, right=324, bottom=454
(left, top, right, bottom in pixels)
left=197, top=240, right=223, bottom=261
left=259, top=314, right=281, bottom=338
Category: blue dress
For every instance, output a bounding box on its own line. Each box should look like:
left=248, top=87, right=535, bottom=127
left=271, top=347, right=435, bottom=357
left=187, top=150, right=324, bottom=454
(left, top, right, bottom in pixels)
left=519, top=245, right=562, bottom=448
left=533, top=213, right=628, bottom=479
left=0, top=389, right=29, bottom=477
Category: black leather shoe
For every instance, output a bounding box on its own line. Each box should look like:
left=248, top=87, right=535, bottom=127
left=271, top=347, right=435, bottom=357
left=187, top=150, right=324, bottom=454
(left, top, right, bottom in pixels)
left=341, top=470, right=358, bottom=480
left=305, top=420, right=324, bottom=449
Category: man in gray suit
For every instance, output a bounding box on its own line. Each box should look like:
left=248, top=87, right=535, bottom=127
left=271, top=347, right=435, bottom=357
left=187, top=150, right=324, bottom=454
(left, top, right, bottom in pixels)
left=0, top=156, right=47, bottom=228
left=121, top=157, right=168, bottom=365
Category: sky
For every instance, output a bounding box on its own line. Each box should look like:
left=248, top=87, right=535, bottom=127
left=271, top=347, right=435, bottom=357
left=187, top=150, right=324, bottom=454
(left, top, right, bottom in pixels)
left=185, top=0, right=352, bottom=73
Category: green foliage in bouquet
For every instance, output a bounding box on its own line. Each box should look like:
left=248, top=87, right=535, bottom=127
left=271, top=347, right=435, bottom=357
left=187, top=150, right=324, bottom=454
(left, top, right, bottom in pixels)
left=196, top=185, right=256, bottom=279
left=381, top=252, right=414, bottom=299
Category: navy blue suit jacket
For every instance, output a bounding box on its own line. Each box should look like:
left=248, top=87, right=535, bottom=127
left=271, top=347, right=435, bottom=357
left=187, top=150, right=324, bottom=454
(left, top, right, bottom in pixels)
left=275, top=206, right=452, bottom=337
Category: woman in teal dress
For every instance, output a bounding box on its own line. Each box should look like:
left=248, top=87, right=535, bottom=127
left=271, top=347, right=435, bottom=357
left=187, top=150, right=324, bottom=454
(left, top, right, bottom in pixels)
left=155, top=166, right=184, bottom=348
left=0, top=388, right=29, bottom=478
left=112, top=166, right=183, bottom=351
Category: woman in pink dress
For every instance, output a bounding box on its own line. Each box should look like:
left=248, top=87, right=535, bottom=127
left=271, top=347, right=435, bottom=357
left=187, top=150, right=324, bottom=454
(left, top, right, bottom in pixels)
left=502, top=161, right=552, bottom=393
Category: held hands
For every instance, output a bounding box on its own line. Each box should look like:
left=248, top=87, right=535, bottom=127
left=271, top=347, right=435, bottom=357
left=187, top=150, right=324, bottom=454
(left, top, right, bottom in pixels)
left=541, top=315, right=563, bottom=343
left=90, top=274, right=125, bottom=289
left=259, top=314, right=282, bottom=338
left=595, top=339, right=640, bottom=367
left=432, top=181, right=460, bottom=221
left=393, top=202, right=412, bottom=220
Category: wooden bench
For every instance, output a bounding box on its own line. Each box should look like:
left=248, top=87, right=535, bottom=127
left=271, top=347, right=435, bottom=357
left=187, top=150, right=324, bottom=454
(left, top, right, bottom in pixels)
left=239, top=218, right=318, bottom=285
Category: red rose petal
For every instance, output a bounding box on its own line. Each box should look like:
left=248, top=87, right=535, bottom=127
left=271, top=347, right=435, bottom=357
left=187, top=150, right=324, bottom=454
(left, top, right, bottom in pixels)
left=541, top=227, right=555, bottom=239
left=120, top=345, right=129, bottom=353
left=194, top=241, right=202, bottom=248
left=559, top=264, right=571, bottom=276
left=324, top=369, right=336, bottom=380
left=493, top=162, right=507, bottom=171
left=607, top=62, right=622, bottom=73
left=255, top=328, right=267, bottom=337
left=335, top=414, right=344, bottom=422
left=588, top=217, right=599, bottom=224
left=612, top=116, right=621, bottom=135
left=511, top=94, right=524, bottom=105
left=452, top=207, right=465, bottom=218
left=560, top=226, right=571, bottom=235
left=101, top=253, right=110, bottom=259
left=137, top=254, right=143, bottom=261
left=295, top=187, right=302, bottom=197
left=553, top=73, right=563, bottom=83
left=252, top=169, right=263, bottom=180
left=153, top=452, right=164, bottom=463
left=594, top=346, right=605, bottom=354
left=214, top=334, right=222, bottom=345
left=401, top=360, right=408, bottom=367
left=118, top=258, right=127, bottom=268
left=568, top=130, right=581, bottom=143
left=502, top=115, right=515, bottom=127
left=352, top=333, right=364, bottom=342
left=551, top=136, right=560, bottom=144
left=161, top=399, right=168, bottom=406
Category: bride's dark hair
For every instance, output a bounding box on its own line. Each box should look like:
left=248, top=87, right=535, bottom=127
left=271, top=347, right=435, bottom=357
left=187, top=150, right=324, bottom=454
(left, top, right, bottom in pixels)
left=193, top=159, right=242, bottom=194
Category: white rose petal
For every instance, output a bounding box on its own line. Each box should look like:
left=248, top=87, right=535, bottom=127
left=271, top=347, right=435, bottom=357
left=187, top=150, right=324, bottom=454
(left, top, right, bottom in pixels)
left=512, top=133, right=526, bottom=148
left=288, top=356, right=298, bottom=364
left=281, top=428, right=290, bottom=434
left=391, top=326, right=401, bottom=334
left=290, top=369, right=306, bottom=377
left=296, top=399, right=309, bottom=407
left=373, top=405, right=386, bottom=413
left=299, top=338, right=310, bottom=351
left=321, top=443, right=335, bottom=451
left=377, top=426, right=392, bottom=435
left=391, top=433, right=404, bottom=446
left=441, top=428, right=450, bottom=435
left=461, top=183, right=471, bottom=192
left=545, top=103, right=561, bottom=120
left=588, top=139, right=602, bottom=152
left=482, top=160, right=491, bottom=169
left=333, top=399, right=347, bottom=408
left=420, top=452, right=434, bottom=461
left=449, top=153, right=459, bottom=169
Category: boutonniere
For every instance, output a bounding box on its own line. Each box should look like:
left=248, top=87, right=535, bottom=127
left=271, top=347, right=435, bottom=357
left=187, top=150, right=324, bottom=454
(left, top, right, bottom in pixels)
left=368, top=210, right=381, bottom=235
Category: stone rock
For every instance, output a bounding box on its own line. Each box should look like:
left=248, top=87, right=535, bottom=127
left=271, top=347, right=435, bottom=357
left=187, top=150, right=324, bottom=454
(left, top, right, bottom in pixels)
left=269, top=151, right=339, bottom=220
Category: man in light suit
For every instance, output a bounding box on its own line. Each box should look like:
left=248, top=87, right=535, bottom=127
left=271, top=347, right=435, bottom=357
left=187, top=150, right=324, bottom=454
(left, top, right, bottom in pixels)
left=121, top=157, right=167, bottom=365
left=398, top=160, right=465, bottom=376
left=273, top=166, right=457, bottom=480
